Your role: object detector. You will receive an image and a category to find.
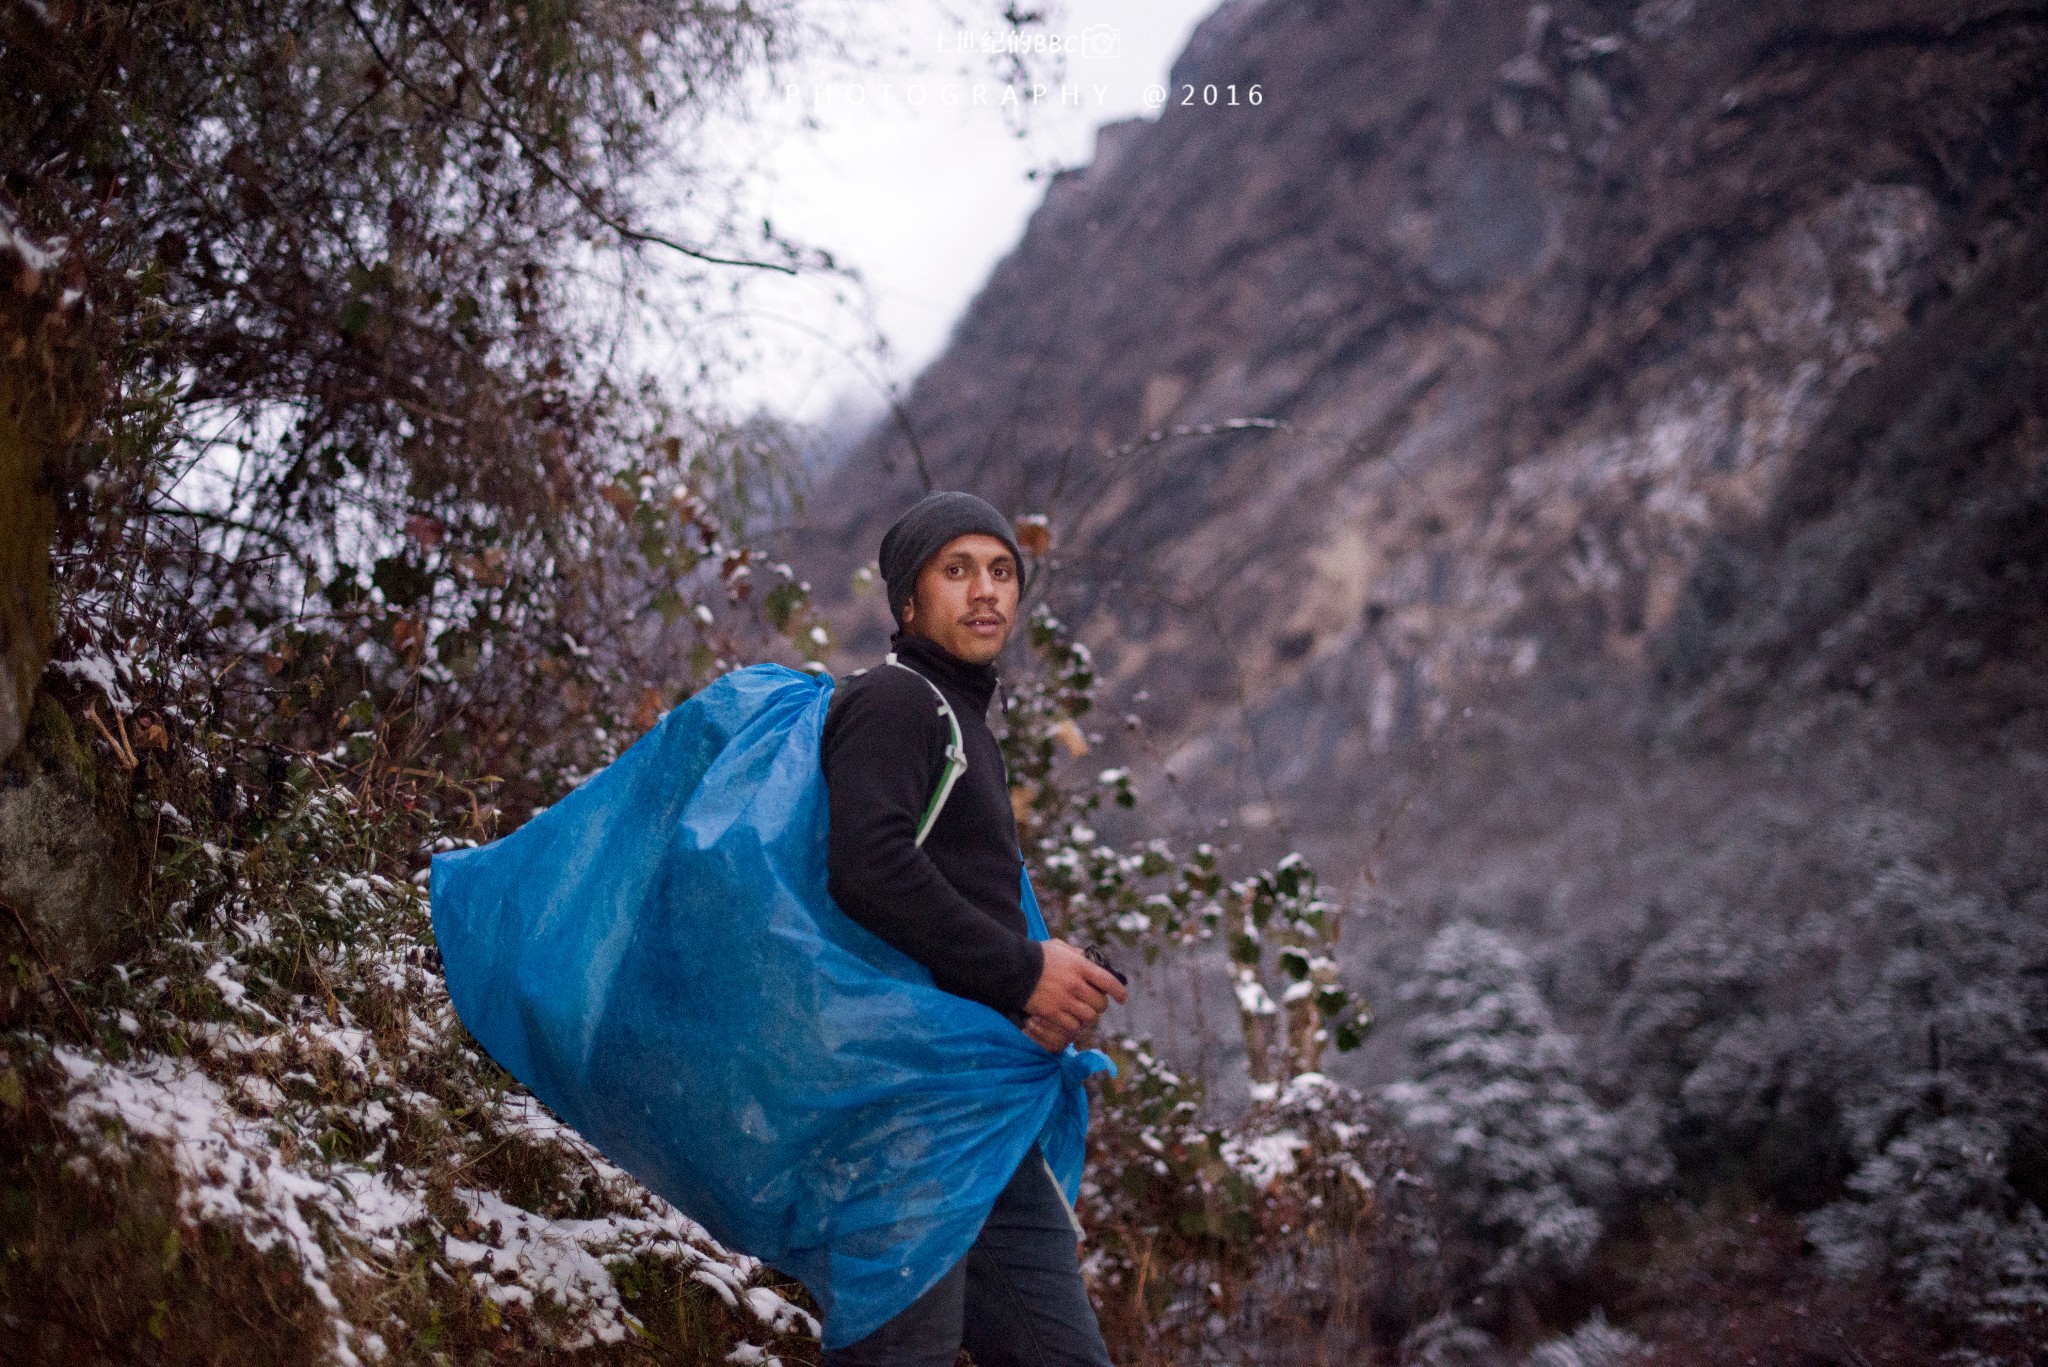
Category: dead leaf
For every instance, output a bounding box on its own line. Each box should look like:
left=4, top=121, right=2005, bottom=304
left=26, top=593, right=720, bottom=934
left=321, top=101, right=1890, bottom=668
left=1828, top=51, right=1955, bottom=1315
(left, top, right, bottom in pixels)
left=1052, top=718, right=1090, bottom=757
left=404, top=513, right=445, bottom=549
left=459, top=547, right=508, bottom=587
left=1014, top=514, right=1051, bottom=556
left=633, top=686, right=665, bottom=734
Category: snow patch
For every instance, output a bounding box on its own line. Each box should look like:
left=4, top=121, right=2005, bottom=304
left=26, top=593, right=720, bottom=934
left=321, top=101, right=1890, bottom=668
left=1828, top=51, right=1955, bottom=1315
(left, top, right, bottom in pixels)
left=1222, top=1130, right=1307, bottom=1188
left=54, top=649, right=135, bottom=710
left=53, top=1046, right=426, bottom=1367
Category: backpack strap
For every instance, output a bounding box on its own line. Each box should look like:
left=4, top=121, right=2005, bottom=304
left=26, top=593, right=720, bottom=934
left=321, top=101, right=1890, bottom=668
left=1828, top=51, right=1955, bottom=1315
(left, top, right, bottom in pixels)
left=885, top=653, right=969, bottom=847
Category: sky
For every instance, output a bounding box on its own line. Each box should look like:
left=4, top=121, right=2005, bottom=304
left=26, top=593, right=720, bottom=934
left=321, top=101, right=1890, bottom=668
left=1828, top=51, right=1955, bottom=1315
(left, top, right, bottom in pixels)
left=699, top=0, right=1224, bottom=428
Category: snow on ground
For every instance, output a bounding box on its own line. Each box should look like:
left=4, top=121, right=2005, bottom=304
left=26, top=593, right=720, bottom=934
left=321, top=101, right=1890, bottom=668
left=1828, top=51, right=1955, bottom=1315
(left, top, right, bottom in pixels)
left=50, top=1040, right=816, bottom=1362
left=54, top=1044, right=420, bottom=1367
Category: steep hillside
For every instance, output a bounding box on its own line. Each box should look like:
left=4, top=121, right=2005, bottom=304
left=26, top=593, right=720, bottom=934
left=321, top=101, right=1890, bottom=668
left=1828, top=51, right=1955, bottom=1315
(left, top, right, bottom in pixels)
left=791, top=0, right=2047, bottom=1002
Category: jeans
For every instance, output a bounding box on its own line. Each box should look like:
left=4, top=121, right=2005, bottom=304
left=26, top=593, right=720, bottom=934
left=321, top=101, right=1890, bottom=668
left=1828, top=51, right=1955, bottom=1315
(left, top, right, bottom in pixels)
left=821, top=1150, right=1115, bottom=1367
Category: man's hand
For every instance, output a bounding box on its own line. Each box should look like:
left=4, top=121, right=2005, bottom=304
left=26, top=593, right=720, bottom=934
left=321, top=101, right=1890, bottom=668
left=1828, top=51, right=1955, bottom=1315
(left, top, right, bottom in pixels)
left=1024, top=939, right=1129, bottom=1043
left=1023, top=1014, right=1077, bottom=1053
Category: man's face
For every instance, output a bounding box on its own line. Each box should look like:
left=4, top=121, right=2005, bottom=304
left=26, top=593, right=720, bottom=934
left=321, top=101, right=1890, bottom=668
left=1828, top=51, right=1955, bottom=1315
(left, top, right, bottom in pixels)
left=901, top=533, right=1020, bottom=665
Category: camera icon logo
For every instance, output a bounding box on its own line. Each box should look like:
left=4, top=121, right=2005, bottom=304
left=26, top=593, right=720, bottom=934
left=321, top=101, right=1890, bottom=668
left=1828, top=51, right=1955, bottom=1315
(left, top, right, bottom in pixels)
left=1078, top=23, right=1121, bottom=59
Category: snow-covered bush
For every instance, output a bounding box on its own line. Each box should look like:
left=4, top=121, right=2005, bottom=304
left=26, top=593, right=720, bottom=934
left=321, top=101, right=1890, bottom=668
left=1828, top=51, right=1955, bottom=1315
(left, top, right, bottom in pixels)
left=996, top=597, right=1443, bottom=1356
left=1803, top=863, right=2048, bottom=1325
left=1593, top=908, right=1790, bottom=1154
left=1081, top=1056, right=1442, bottom=1365
left=1588, top=807, right=2048, bottom=1348
left=1386, top=922, right=1667, bottom=1291
left=1003, top=606, right=1374, bottom=1089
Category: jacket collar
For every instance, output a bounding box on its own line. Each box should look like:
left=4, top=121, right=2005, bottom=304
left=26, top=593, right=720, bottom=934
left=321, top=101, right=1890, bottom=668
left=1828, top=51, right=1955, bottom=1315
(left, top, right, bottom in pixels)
left=890, top=630, right=1000, bottom=714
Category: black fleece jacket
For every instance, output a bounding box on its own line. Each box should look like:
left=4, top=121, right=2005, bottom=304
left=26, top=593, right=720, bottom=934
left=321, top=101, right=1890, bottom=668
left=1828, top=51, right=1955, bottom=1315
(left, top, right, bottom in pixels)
left=821, top=632, right=1045, bottom=1015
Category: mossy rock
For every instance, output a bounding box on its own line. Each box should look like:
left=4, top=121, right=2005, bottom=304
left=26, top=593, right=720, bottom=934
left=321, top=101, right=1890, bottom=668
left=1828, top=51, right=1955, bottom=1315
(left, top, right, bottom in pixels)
left=0, top=695, right=138, bottom=1017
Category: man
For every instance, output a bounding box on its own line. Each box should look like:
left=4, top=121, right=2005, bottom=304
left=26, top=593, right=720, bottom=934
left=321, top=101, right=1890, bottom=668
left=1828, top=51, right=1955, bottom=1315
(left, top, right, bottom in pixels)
left=821, top=490, right=1129, bottom=1367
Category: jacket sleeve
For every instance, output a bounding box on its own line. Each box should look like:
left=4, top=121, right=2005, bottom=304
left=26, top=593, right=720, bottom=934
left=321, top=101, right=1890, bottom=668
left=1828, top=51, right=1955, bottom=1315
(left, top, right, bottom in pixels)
left=821, top=670, right=1044, bottom=1015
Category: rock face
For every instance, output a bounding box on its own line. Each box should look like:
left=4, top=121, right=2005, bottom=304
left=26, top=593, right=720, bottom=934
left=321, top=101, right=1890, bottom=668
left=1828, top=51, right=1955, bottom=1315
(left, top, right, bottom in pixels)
left=1, top=205, right=113, bottom=997
left=789, top=1, right=2048, bottom=1081
left=0, top=721, right=136, bottom=992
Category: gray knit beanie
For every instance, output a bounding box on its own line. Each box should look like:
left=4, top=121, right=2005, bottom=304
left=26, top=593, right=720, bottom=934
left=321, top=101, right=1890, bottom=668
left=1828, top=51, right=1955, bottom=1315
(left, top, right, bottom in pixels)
left=878, top=491, right=1023, bottom=627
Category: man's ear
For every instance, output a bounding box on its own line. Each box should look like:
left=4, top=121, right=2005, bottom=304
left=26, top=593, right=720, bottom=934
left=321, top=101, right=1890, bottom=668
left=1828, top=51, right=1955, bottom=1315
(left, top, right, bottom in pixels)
left=901, top=596, right=916, bottom=627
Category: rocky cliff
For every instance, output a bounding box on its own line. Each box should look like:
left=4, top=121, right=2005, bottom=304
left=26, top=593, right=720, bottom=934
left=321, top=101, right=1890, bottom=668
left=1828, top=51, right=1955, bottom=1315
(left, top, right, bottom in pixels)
left=789, top=0, right=2048, bottom=1084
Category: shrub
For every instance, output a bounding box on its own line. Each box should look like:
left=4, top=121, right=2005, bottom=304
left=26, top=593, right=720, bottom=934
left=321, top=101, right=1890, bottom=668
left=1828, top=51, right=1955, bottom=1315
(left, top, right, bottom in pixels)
left=1386, top=922, right=1668, bottom=1299
left=1803, top=864, right=2048, bottom=1326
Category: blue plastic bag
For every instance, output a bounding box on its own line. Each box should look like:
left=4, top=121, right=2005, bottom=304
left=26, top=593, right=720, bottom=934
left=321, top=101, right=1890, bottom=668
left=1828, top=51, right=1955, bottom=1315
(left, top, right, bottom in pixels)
left=430, top=663, right=1112, bottom=1347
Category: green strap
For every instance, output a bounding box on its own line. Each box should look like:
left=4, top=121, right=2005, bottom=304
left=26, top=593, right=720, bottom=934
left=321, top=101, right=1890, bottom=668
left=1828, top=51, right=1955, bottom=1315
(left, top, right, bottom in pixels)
left=885, top=654, right=968, bottom=847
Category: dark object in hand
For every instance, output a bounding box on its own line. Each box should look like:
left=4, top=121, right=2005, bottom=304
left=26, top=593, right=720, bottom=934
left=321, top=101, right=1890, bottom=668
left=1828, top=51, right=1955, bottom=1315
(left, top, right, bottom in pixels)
left=1083, top=944, right=1128, bottom=988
